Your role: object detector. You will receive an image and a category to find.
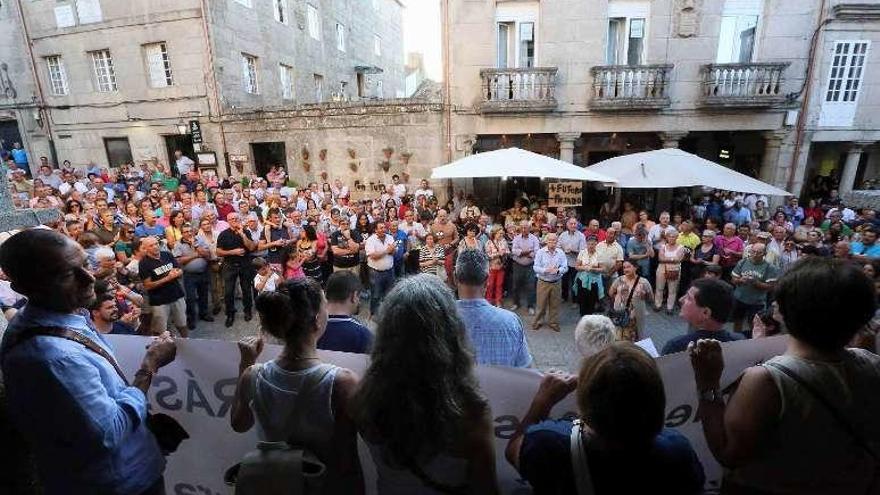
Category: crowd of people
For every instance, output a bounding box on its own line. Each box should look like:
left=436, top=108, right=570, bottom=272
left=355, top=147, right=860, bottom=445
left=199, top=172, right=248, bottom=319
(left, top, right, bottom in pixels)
left=0, top=152, right=878, bottom=494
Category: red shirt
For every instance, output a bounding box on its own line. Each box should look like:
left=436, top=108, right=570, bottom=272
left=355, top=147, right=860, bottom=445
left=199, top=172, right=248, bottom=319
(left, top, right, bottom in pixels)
left=583, top=228, right=607, bottom=242
left=215, top=202, right=235, bottom=221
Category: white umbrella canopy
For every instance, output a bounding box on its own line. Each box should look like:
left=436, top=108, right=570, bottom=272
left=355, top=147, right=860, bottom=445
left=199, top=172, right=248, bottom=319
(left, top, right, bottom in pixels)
left=430, top=147, right=617, bottom=183
left=584, top=148, right=791, bottom=196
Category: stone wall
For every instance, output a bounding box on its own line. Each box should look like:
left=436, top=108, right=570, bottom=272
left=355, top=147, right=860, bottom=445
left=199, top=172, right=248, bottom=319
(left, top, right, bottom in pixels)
left=219, top=100, right=446, bottom=192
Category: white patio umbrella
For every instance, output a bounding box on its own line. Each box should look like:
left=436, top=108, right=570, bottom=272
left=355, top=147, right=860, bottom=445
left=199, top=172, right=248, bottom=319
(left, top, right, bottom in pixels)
left=430, top=147, right=617, bottom=183
left=584, top=148, right=791, bottom=196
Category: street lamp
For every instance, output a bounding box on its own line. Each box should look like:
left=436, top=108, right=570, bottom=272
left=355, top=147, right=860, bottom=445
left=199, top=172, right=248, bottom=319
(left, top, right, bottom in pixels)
left=176, top=118, right=188, bottom=135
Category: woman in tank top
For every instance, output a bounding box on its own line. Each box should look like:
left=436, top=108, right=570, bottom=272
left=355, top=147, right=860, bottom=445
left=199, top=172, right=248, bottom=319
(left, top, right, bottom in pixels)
left=230, top=278, right=364, bottom=494
left=690, top=257, right=880, bottom=494
left=354, top=274, right=499, bottom=494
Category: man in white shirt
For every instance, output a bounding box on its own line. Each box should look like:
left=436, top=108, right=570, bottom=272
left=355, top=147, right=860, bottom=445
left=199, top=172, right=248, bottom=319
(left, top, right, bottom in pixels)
left=414, top=179, right=434, bottom=201
left=37, top=164, right=62, bottom=190
left=557, top=218, right=586, bottom=303
left=58, top=171, right=89, bottom=197
left=459, top=195, right=482, bottom=222
left=399, top=209, right=427, bottom=248
left=174, top=150, right=195, bottom=177
left=390, top=174, right=407, bottom=201
left=826, top=204, right=857, bottom=223
left=365, top=221, right=396, bottom=318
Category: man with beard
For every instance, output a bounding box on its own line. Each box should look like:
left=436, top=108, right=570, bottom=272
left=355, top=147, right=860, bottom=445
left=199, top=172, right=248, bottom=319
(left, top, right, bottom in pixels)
left=0, top=229, right=177, bottom=494
left=317, top=271, right=373, bottom=353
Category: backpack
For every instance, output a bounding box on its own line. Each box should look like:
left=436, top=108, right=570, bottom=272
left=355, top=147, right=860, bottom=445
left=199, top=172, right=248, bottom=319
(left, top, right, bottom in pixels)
left=225, top=363, right=334, bottom=495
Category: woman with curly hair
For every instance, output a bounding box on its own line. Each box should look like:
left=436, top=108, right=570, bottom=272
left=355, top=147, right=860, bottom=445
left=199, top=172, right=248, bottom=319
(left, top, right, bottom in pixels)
left=354, top=274, right=499, bottom=494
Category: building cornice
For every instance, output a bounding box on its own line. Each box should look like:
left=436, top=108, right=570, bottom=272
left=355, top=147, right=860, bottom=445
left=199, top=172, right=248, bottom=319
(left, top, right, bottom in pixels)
left=832, top=3, right=880, bottom=21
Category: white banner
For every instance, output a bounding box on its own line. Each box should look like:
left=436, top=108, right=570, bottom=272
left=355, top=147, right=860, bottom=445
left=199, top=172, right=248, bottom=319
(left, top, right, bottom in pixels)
left=106, top=334, right=788, bottom=494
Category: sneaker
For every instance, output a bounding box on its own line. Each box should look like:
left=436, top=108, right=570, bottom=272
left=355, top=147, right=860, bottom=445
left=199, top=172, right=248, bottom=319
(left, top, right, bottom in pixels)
left=508, top=304, right=520, bottom=311
left=528, top=307, right=536, bottom=316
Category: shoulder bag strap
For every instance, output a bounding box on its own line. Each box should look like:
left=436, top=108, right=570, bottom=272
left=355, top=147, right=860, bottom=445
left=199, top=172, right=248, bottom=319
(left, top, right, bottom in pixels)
left=765, top=361, right=878, bottom=463
left=570, top=419, right=595, bottom=495
left=625, top=276, right=640, bottom=311
left=3, top=326, right=129, bottom=386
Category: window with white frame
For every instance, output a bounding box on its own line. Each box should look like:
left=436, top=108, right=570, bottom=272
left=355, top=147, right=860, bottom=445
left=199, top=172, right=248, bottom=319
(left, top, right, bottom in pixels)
left=234, top=0, right=252, bottom=7
left=90, top=49, right=117, bottom=92
left=144, top=42, right=173, bottom=88
left=716, top=0, right=762, bottom=63
left=495, top=2, right=538, bottom=69
left=606, top=1, right=649, bottom=65
left=45, top=56, right=69, bottom=96
left=274, top=0, right=287, bottom=24
left=374, top=35, right=382, bottom=56
left=819, top=40, right=870, bottom=127
left=307, top=4, right=320, bottom=40
left=279, top=64, right=294, bottom=100
left=314, top=74, right=324, bottom=102
left=336, top=23, right=346, bottom=52
left=242, top=53, right=259, bottom=94
left=376, top=80, right=383, bottom=99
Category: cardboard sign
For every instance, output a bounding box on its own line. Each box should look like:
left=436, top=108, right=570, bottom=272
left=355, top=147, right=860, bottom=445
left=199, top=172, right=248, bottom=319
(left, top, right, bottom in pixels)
left=349, top=179, right=387, bottom=202
left=548, top=181, right=583, bottom=207
left=105, top=334, right=788, bottom=494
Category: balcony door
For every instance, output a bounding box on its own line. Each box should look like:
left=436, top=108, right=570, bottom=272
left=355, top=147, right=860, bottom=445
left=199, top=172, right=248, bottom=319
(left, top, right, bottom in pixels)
left=496, top=21, right=535, bottom=69
left=606, top=17, right=645, bottom=65
left=715, top=0, right=762, bottom=63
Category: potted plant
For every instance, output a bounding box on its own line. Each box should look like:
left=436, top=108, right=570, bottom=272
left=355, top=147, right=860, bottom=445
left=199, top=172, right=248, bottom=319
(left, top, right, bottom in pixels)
left=382, top=147, right=394, bottom=160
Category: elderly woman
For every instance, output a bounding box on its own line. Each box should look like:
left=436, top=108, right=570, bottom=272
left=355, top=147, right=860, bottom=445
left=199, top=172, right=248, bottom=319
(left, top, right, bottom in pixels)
left=572, top=236, right=604, bottom=316
left=609, top=260, right=654, bottom=340
left=355, top=275, right=499, bottom=494
left=690, top=257, right=880, bottom=494
left=574, top=315, right=617, bottom=359
left=507, top=343, right=705, bottom=493
left=655, top=227, right=686, bottom=315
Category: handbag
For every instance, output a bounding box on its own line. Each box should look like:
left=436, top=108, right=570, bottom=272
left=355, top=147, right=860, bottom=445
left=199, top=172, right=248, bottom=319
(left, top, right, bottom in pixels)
left=663, top=266, right=680, bottom=281
left=570, top=419, right=595, bottom=495
left=607, top=276, right=641, bottom=342
left=2, top=326, right=189, bottom=455
left=225, top=363, right=334, bottom=495
left=764, top=361, right=879, bottom=494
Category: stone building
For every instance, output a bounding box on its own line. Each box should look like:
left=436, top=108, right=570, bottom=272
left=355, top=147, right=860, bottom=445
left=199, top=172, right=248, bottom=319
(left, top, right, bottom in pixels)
left=0, top=0, right=406, bottom=177
left=444, top=0, right=880, bottom=209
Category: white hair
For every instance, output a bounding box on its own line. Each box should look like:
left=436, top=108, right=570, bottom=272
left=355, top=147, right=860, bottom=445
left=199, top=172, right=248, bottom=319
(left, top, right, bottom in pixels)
left=664, top=227, right=679, bottom=237
left=574, top=315, right=617, bottom=358
left=95, top=247, right=115, bottom=261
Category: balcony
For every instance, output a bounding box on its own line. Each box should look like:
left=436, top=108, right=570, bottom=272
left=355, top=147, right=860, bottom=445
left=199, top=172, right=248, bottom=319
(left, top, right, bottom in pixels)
left=479, top=67, right=557, bottom=114
left=700, top=62, right=790, bottom=108
left=589, top=64, right=673, bottom=111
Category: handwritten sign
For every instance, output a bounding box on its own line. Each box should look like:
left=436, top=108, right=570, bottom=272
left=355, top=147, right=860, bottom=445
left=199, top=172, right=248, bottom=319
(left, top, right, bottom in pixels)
left=349, top=179, right=387, bottom=202
left=548, top=181, right=583, bottom=207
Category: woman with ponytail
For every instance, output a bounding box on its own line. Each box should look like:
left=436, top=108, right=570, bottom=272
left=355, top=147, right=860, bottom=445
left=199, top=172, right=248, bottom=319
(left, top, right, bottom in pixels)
left=229, top=278, right=364, bottom=494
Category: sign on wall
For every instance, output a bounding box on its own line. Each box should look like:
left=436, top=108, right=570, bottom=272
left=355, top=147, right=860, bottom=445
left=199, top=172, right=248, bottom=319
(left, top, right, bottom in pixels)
left=189, top=121, right=203, bottom=144
left=349, top=178, right=387, bottom=202
left=548, top=181, right=583, bottom=207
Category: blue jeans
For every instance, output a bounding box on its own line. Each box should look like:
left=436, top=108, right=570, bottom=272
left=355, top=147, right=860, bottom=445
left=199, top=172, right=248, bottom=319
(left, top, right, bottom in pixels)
left=369, top=268, right=395, bottom=316
left=393, top=258, right=406, bottom=279
left=182, top=271, right=210, bottom=324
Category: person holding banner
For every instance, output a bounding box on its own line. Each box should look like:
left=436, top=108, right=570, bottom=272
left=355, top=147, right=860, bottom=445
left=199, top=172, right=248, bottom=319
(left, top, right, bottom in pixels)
left=231, top=278, right=364, bottom=494
left=506, top=343, right=705, bottom=494
left=0, top=229, right=178, bottom=495
left=690, top=257, right=880, bottom=495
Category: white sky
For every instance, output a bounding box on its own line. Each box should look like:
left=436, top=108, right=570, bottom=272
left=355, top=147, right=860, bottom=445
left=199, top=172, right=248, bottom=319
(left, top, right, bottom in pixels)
left=402, top=0, right=442, bottom=80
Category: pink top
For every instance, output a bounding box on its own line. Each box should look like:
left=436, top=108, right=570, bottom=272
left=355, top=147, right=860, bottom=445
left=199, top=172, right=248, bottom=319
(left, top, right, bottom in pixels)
left=715, top=235, right=744, bottom=267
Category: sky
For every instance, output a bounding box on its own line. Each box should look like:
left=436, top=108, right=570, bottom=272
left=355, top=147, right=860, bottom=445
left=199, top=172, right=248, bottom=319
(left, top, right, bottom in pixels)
left=402, top=0, right=442, bottom=80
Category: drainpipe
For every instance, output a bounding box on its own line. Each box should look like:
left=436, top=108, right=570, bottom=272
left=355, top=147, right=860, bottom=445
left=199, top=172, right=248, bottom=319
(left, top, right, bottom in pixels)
left=14, top=0, right=58, bottom=168
left=786, top=0, right=831, bottom=195
left=442, top=0, right=452, bottom=163
left=198, top=0, right=231, bottom=176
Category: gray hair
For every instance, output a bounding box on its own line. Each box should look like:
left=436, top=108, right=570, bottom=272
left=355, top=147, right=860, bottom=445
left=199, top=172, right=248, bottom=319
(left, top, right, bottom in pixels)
left=574, top=315, right=617, bottom=358
left=455, top=248, right=489, bottom=286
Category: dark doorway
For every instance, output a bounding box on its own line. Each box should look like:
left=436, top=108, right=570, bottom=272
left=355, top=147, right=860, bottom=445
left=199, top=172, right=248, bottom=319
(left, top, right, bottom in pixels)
left=164, top=134, right=195, bottom=175
left=103, top=137, right=134, bottom=168
left=0, top=119, right=22, bottom=154
left=251, top=142, right=287, bottom=179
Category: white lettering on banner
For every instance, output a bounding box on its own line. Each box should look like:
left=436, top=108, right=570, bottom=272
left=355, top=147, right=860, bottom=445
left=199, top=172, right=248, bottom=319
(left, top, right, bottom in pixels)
left=107, top=334, right=788, bottom=494
left=547, top=181, right=583, bottom=208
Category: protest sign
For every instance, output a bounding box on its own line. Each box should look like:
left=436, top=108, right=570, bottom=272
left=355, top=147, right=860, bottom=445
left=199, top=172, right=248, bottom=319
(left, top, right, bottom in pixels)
left=107, top=334, right=788, bottom=494
left=548, top=181, right=583, bottom=207
left=349, top=179, right=387, bottom=202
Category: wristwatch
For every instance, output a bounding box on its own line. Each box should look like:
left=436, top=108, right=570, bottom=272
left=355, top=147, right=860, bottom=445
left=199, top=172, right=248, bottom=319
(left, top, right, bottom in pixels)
left=699, top=388, right=723, bottom=404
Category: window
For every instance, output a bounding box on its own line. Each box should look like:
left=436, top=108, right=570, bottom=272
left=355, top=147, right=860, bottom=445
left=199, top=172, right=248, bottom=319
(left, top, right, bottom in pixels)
left=607, top=17, right=645, bottom=64
left=716, top=0, right=762, bottom=63
left=376, top=80, right=383, bottom=99
left=279, top=64, right=294, bottom=100
left=374, top=35, right=382, bottom=56
left=494, top=3, right=538, bottom=69
left=90, top=49, right=117, bottom=92
left=357, top=72, right=365, bottom=97
left=274, top=0, right=287, bottom=24
left=144, top=42, right=173, bottom=88
left=336, top=23, right=346, bottom=52
left=314, top=74, right=324, bottom=102
left=233, top=0, right=252, bottom=7
left=519, top=22, right=535, bottom=68
left=307, top=4, right=320, bottom=40
left=242, top=53, right=259, bottom=94
left=45, top=56, right=69, bottom=96
left=103, top=137, right=133, bottom=169
left=820, top=41, right=870, bottom=127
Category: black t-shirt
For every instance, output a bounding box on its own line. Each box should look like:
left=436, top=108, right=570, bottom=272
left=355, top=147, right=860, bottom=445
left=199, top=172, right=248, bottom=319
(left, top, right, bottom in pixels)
left=330, top=229, right=363, bottom=268
left=217, top=228, right=251, bottom=265
left=263, top=226, right=291, bottom=264
left=138, top=251, right=184, bottom=305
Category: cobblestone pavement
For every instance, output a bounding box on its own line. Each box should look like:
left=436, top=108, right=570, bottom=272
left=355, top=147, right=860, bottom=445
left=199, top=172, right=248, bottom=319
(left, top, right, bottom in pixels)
left=189, top=293, right=690, bottom=374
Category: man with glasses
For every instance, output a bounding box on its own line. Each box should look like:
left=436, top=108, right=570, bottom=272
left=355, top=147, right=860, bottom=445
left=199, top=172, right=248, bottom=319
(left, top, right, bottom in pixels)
left=172, top=224, right=213, bottom=330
